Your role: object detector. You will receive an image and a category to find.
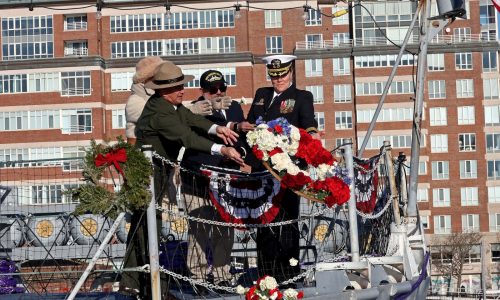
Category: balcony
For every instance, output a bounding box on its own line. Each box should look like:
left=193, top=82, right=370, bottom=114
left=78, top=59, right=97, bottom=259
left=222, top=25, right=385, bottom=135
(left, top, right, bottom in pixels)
left=64, top=47, right=88, bottom=57
left=295, top=33, right=498, bottom=50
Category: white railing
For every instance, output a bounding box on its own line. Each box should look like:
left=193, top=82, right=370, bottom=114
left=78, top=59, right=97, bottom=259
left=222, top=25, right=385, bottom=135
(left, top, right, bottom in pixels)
left=295, top=33, right=498, bottom=50
left=64, top=48, right=89, bottom=56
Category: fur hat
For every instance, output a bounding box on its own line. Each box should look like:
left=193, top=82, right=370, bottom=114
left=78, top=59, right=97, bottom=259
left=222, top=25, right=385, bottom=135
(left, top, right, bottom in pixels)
left=132, top=56, right=164, bottom=84
left=144, top=61, right=194, bottom=90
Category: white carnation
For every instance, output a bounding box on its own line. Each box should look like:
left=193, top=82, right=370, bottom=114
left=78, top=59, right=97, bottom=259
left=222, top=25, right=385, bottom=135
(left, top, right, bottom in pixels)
left=289, top=257, right=298, bottom=266
left=236, top=285, right=246, bottom=295
left=263, top=276, right=278, bottom=290
left=283, top=288, right=299, bottom=299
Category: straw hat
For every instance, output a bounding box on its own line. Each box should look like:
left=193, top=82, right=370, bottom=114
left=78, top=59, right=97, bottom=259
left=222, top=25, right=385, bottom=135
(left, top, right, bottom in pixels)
left=144, top=61, right=194, bottom=90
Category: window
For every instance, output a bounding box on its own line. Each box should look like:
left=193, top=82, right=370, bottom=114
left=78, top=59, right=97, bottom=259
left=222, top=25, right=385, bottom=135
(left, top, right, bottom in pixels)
left=465, top=245, right=481, bottom=263
left=0, top=111, right=28, bottom=131
left=428, top=54, right=444, bottom=71
left=1, top=16, right=54, bottom=60
left=433, top=188, right=450, bottom=207
left=62, top=146, right=85, bottom=171
left=0, top=74, right=28, bottom=94
left=421, top=215, right=430, bottom=229
left=488, top=186, right=500, bottom=203
left=64, top=15, right=87, bottom=31
left=455, top=52, right=473, bottom=70
left=417, top=188, right=429, bottom=202
left=434, top=215, right=451, bottom=234
left=419, top=161, right=427, bottom=175
left=458, top=106, right=475, bottom=125
left=314, top=112, right=325, bottom=131
left=61, top=71, right=91, bottom=96
left=64, top=40, right=88, bottom=56
left=428, top=80, right=446, bottom=99
left=461, top=187, right=478, bottom=206
left=430, top=134, right=448, bottom=153
left=429, top=107, right=447, bottom=126
left=432, top=161, right=449, bottom=179
left=112, top=109, right=126, bottom=129
left=357, top=135, right=414, bottom=150
left=306, top=86, right=324, bottom=104
left=492, top=244, right=500, bottom=262
left=454, top=27, right=471, bottom=41
left=61, top=109, right=92, bottom=133
left=459, top=133, right=476, bottom=151
left=460, top=160, right=477, bottom=179
left=335, top=111, right=352, bottom=129
left=333, top=32, right=350, bottom=46
left=111, top=72, right=134, bottom=91
left=333, top=84, right=351, bottom=102
left=28, top=72, right=59, bottom=92
left=355, top=54, right=415, bottom=68
left=390, top=81, right=414, bottom=94
left=333, top=57, right=350, bottom=75
left=487, top=160, right=500, bottom=179
left=485, top=106, right=500, bottom=126
left=462, top=214, right=480, bottom=232
left=305, top=59, right=323, bottom=77
left=483, top=51, right=498, bottom=72
left=487, top=133, right=500, bottom=153
left=483, top=78, right=499, bottom=100
left=456, top=79, right=474, bottom=98
left=357, top=107, right=411, bottom=123
left=265, top=10, right=282, bottom=28
left=265, top=36, right=283, bottom=54
left=305, top=8, right=322, bottom=26
left=489, top=213, right=500, bottom=232
left=31, top=185, right=63, bottom=204
left=306, top=34, right=322, bottom=49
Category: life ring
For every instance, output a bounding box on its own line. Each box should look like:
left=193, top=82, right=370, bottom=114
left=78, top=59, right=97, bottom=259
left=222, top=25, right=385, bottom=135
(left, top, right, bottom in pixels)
left=70, top=214, right=110, bottom=245
left=115, top=213, right=131, bottom=244
left=26, top=216, right=68, bottom=247
left=0, top=217, right=25, bottom=248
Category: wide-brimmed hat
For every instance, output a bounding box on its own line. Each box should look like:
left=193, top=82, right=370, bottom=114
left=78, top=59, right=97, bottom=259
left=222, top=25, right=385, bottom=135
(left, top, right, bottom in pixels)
left=262, top=54, right=297, bottom=77
left=200, top=70, right=226, bottom=89
left=144, top=61, right=194, bottom=90
left=132, top=56, right=164, bottom=84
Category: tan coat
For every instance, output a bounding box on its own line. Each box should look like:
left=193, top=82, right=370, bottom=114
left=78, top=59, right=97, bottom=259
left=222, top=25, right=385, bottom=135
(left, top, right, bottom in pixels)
left=125, top=83, right=155, bottom=139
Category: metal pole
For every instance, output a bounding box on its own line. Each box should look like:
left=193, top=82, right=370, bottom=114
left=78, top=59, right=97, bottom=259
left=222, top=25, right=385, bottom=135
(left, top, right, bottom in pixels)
left=143, top=145, right=162, bottom=299
left=343, top=138, right=359, bottom=262
left=481, top=239, right=487, bottom=299
left=383, top=141, right=401, bottom=225
left=358, top=3, right=421, bottom=157
left=67, top=212, right=126, bottom=300
left=407, top=0, right=431, bottom=218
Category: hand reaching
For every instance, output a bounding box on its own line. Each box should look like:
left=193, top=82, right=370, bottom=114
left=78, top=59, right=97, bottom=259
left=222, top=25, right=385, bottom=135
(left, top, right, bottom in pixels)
left=215, top=125, right=239, bottom=145
left=235, top=121, right=255, bottom=133
left=221, top=146, right=245, bottom=166
left=211, top=96, right=232, bottom=110
left=188, top=100, right=212, bottom=116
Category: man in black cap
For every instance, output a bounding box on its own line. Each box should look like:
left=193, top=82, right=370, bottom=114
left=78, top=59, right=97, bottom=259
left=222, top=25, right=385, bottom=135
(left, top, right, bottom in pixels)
left=182, top=69, right=254, bottom=170
left=247, top=55, right=319, bottom=284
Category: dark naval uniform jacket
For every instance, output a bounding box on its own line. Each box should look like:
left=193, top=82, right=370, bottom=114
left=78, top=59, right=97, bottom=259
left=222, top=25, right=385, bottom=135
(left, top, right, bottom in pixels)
left=182, top=96, right=245, bottom=170
left=135, top=95, right=216, bottom=161
left=247, top=84, right=318, bottom=133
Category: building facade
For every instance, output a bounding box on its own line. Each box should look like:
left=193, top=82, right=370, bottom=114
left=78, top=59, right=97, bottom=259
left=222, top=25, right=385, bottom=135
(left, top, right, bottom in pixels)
left=0, top=0, right=499, bottom=293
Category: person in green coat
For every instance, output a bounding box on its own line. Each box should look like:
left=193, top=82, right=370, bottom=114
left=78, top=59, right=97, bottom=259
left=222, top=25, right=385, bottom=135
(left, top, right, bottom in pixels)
left=121, top=61, right=243, bottom=299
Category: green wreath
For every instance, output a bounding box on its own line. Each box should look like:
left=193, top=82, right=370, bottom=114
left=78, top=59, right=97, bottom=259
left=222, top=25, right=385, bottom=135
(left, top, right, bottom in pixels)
left=70, top=137, right=152, bottom=219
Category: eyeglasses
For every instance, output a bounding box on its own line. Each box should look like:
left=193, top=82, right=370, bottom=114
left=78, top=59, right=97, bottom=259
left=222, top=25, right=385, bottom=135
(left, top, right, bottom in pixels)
left=208, top=85, right=227, bottom=94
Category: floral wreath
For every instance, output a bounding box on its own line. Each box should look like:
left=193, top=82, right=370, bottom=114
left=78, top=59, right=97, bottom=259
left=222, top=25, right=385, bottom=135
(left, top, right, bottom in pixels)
left=70, top=137, right=152, bottom=218
left=246, top=117, right=351, bottom=208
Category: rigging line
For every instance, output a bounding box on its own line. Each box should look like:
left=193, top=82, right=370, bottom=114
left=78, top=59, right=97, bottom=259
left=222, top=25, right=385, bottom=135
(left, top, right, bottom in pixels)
left=111, top=5, right=160, bottom=10
left=247, top=5, right=304, bottom=11
left=37, top=4, right=94, bottom=10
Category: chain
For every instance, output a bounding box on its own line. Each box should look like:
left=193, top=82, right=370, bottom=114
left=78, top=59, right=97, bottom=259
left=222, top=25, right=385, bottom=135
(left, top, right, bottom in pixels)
left=355, top=195, right=393, bottom=219
left=159, top=266, right=237, bottom=293
left=156, top=204, right=333, bottom=228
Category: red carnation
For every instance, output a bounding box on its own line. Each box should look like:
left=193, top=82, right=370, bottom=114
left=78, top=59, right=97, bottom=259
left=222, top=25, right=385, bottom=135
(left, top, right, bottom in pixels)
left=281, top=172, right=311, bottom=190
left=274, top=125, right=283, bottom=134
left=246, top=286, right=257, bottom=300
left=269, top=147, right=283, bottom=157
left=297, top=291, right=304, bottom=299
left=252, top=145, right=264, bottom=160
left=324, top=177, right=351, bottom=206
left=269, top=288, right=283, bottom=300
